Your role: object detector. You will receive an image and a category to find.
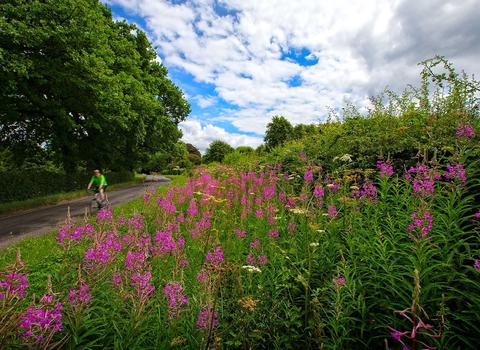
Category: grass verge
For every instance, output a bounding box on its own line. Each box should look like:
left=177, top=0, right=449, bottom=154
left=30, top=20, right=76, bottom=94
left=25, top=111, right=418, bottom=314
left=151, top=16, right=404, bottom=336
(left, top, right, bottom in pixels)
left=0, top=174, right=148, bottom=217
left=0, top=175, right=186, bottom=267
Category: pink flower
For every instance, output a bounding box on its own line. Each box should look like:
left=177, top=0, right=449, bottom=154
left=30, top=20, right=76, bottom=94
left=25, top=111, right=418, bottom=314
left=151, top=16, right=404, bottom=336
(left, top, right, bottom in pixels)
left=377, top=160, right=394, bottom=177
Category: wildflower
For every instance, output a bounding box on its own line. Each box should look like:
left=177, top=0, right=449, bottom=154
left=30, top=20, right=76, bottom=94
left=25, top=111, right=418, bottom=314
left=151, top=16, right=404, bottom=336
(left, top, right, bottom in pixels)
left=124, top=251, right=146, bottom=271
left=18, top=298, right=63, bottom=345
left=0, top=271, right=29, bottom=300
left=97, top=209, right=113, bottom=222
left=67, top=284, right=92, bottom=308
left=408, top=212, right=434, bottom=240
left=163, top=282, right=189, bottom=318
left=250, top=240, right=260, bottom=249
left=111, top=273, right=122, bottom=288
left=444, top=163, right=467, bottom=184
left=263, top=187, right=275, bottom=199
left=310, top=242, right=319, bottom=247
left=304, top=170, right=314, bottom=182
left=327, top=205, right=338, bottom=218
left=290, top=208, right=308, bottom=215
left=327, top=182, right=340, bottom=192
left=196, top=305, right=218, bottom=333
left=339, top=154, right=352, bottom=162
left=333, top=276, right=346, bottom=290
left=377, top=160, right=394, bottom=177
left=236, top=228, right=246, bottom=239
left=128, top=213, right=145, bottom=230
left=269, top=229, right=279, bottom=239
left=456, top=124, right=475, bottom=139
left=475, top=260, right=480, bottom=271
left=313, top=186, right=325, bottom=198
left=187, top=199, right=198, bottom=216
left=130, top=271, right=155, bottom=298
left=154, top=231, right=178, bottom=257
left=206, top=246, right=224, bottom=266
left=196, top=269, right=209, bottom=283
left=241, top=265, right=262, bottom=273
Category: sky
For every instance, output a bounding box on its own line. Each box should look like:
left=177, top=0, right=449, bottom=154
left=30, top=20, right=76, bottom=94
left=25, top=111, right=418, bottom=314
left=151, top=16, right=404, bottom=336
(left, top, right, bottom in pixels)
left=104, top=0, right=480, bottom=154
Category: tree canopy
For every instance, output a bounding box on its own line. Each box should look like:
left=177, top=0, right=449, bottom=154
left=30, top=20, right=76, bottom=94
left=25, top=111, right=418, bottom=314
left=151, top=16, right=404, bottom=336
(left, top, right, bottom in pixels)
left=0, top=0, right=190, bottom=172
left=264, top=115, right=294, bottom=151
left=202, top=140, right=234, bottom=164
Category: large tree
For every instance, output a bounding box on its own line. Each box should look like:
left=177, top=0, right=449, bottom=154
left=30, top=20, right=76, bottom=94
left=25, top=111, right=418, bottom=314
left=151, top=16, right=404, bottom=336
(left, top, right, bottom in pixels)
left=0, top=0, right=190, bottom=172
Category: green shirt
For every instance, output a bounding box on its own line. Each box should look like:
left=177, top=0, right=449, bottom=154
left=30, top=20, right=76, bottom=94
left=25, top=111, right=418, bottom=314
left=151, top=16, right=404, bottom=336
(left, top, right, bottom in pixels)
left=90, top=174, right=107, bottom=187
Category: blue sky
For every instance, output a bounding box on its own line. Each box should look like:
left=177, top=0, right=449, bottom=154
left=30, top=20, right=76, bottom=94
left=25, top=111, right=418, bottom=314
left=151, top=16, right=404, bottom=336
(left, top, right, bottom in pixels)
left=105, top=0, right=480, bottom=154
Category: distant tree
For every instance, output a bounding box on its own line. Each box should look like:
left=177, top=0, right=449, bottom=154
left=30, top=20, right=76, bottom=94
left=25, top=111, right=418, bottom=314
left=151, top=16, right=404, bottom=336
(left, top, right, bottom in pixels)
left=186, top=153, right=202, bottom=165
left=236, top=146, right=255, bottom=154
left=186, top=143, right=202, bottom=158
left=255, top=144, right=267, bottom=155
left=264, top=116, right=294, bottom=151
left=203, top=140, right=234, bottom=163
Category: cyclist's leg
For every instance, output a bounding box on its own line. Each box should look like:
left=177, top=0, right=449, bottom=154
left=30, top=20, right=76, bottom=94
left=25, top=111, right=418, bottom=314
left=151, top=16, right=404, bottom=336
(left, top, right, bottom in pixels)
left=98, top=185, right=106, bottom=201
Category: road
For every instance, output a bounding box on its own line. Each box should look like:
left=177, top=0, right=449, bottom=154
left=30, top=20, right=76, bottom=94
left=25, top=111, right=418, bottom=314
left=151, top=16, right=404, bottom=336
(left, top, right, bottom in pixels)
left=0, top=176, right=171, bottom=248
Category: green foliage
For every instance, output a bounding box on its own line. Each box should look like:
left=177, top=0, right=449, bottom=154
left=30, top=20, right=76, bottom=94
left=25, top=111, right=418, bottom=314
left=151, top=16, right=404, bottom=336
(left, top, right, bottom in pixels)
left=264, top=115, right=294, bottom=151
left=186, top=143, right=202, bottom=158
left=202, top=140, right=235, bottom=163
left=0, top=0, right=190, bottom=173
left=236, top=146, right=255, bottom=154
left=262, top=57, right=479, bottom=174
left=0, top=170, right=134, bottom=203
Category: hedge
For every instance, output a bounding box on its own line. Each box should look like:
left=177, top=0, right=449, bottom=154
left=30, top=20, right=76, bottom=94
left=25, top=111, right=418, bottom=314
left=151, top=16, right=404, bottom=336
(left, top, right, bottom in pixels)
left=0, top=170, right=135, bottom=203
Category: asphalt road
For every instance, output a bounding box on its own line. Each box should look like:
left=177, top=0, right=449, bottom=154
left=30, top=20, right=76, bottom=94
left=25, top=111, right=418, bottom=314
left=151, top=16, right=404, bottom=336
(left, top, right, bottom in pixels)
left=0, top=176, right=171, bottom=248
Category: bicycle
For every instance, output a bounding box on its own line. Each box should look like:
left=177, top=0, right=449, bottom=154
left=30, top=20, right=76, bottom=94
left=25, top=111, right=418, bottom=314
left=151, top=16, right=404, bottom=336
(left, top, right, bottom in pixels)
left=86, top=188, right=110, bottom=213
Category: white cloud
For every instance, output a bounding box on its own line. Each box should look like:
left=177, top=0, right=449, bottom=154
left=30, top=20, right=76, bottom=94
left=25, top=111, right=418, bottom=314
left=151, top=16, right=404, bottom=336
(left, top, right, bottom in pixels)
left=107, top=0, right=480, bottom=140
left=179, top=119, right=263, bottom=154
left=194, top=95, right=217, bottom=108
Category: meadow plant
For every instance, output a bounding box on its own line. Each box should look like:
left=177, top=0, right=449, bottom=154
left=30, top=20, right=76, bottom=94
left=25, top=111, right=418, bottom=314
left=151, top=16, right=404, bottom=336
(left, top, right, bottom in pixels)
left=2, top=143, right=480, bottom=348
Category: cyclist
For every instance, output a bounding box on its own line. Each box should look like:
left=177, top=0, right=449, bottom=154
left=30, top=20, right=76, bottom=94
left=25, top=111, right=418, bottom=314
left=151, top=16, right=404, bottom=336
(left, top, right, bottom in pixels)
left=87, top=169, right=108, bottom=207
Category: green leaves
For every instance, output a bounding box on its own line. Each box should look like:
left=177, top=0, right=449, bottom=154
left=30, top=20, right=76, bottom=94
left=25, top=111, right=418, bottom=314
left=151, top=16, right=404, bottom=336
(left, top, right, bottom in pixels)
left=0, top=0, right=190, bottom=172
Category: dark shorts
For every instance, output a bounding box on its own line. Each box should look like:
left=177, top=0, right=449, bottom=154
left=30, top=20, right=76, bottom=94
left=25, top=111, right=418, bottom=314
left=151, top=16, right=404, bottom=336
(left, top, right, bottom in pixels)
left=95, top=186, right=107, bottom=192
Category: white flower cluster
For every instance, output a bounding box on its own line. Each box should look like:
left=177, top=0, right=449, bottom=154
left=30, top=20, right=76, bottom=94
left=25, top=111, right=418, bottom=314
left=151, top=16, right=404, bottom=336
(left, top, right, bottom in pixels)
left=242, top=265, right=262, bottom=273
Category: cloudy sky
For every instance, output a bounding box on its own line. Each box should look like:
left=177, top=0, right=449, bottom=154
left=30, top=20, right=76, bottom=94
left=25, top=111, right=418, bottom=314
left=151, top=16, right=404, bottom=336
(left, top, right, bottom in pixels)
left=104, top=0, right=480, bottom=154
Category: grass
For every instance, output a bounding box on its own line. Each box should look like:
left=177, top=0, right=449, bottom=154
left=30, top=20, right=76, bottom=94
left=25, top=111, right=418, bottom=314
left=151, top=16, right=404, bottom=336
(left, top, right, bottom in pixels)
left=0, top=174, right=148, bottom=217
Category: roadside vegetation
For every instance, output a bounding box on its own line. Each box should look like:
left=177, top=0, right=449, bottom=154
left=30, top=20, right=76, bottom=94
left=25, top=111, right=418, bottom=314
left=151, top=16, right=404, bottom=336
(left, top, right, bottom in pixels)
left=0, top=174, right=149, bottom=217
